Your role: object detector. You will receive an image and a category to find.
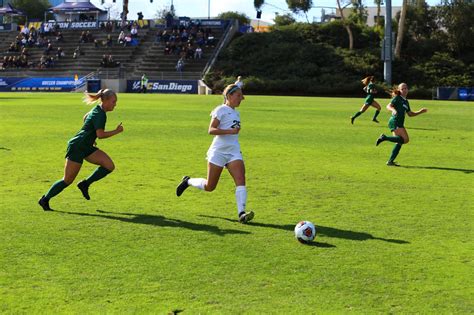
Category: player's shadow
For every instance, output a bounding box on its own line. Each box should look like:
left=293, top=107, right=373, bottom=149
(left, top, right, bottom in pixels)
left=400, top=165, right=474, bottom=174
left=54, top=209, right=250, bottom=237
left=199, top=214, right=409, bottom=245
left=408, top=127, right=438, bottom=131
left=0, top=147, right=11, bottom=151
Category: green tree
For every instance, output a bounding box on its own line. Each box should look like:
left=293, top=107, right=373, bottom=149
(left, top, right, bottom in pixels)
left=437, top=0, right=474, bottom=62
left=286, top=0, right=313, bottom=22
left=254, top=0, right=265, bottom=10
left=273, top=13, right=296, bottom=26
left=12, top=0, right=50, bottom=20
left=217, top=11, right=250, bottom=25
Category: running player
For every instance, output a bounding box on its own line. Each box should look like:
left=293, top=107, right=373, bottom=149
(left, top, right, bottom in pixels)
left=376, top=83, right=427, bottom=166
left=38, top=89, right=124, bottom=210
left=176, top=83, right=254, bottom=224
left=351, top=76, right=381, bottom=124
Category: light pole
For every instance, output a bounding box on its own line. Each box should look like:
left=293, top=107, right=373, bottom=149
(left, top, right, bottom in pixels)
left=208, top=0, right=210, bottom=20
left=383, top=0, right=392, bottom=85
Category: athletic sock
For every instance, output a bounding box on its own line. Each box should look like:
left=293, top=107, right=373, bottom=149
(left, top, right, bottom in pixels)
left=45, top=180, right=69, bottom=199
left=235, top=186, right=247, bottom=216
left=373, top=110, right=380, bottom=120
left=389, top=143, right=403, bottom=162
left=85, top=166, right=111, bottom=185
left=188, top=178, right=206, bottom=190
left=385, top=135, right=404, bottom=144
left=352, top=111, right=362, bottom=119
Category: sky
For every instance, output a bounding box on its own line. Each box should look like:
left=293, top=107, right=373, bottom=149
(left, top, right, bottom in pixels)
left=89, top=0, right=442, bottom=23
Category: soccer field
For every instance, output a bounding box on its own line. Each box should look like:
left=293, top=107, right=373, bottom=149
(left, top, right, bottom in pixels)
left=0, top=93, right=472, bottom=313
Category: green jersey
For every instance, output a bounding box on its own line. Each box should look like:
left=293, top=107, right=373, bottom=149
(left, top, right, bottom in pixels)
left=68, top=105, right=106, bottom=149
left=367, top=82, right=376, bottom=95
left=390, top=95, right=411, bottom=127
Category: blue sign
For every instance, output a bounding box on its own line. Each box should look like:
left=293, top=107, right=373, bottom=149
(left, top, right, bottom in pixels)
left=458, top=88, right=474, bottom=101
left=127, top=80, right=197, bottom=94
left=0, top=77, right=84, bottom=92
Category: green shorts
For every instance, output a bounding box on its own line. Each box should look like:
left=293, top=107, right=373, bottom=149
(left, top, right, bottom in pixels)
left=364, top=95, right=375, bottom=105
left=388, top=116, right=404, bottom=132
left=65, top=143, right=98, bottom=164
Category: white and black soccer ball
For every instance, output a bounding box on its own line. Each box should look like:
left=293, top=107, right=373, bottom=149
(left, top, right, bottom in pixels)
left=294, top=221, right=316, bottom=244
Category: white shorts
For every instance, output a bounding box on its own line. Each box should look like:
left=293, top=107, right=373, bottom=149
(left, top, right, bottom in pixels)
left=206, top=149, right=243, bottom=168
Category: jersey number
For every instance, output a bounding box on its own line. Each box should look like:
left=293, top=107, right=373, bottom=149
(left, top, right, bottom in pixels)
left=231, top=120, right=241, bottom=129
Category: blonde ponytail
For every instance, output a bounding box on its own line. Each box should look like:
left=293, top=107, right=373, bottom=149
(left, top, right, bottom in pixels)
left=83, top=88, right=116, bottom=105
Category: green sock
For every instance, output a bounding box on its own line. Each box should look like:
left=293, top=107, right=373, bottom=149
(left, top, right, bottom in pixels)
left=352, top=111, right=362, bottom=118
left=385, top=135, right=404, bottom=144
left=373, top=110, right=380, bottom=120
left=389, top=143, right=402, bottom=162
left=45, top=180, right=69, bottom=200
left=85, top=166, right=112, bottom=185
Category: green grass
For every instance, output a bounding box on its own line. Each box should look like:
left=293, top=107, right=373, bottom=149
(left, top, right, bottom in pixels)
left=0, top=93, right=472, bottom=313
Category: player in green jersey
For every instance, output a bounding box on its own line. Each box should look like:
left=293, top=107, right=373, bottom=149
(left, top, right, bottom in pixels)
left=375, top=83, right=427, bottom=166
left=351, top=76, right=382, bottom=124
left=38, top=89, right=124, bottom=211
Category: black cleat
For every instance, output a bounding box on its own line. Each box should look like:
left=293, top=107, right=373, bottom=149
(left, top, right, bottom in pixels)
left=239, top=211, right=255, bottom=224
left=77, top=180, right=90, bottom=200
left=376, top=134, right=386, bottom=146
left=372, top=118, right=379, bottom=123
left=350, top=116, right=355, bottom=124
left=176, top=176, right=190, bottom=197
left=386, top=161, right=400, bottom=167
left=38, top=195, right=52, bottom=211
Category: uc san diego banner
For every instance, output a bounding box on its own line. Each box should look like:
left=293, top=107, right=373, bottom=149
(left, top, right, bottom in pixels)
left=127, top=80, right=198, bottom=94
left=0, top=77, right=84, bottom=92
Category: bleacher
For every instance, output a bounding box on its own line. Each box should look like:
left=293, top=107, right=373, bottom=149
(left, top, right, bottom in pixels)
left=0, top=22, right=228, bottom=82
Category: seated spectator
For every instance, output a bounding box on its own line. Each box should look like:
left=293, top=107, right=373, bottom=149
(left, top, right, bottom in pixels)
left=43, top=23, right=51, bottom=35
left=107, top=55, right=120, bottom=67
left=123, top=34, right=132, bottom=47
left=44, top=43, right=53, bottom=55
left=155, top=30, right=163, bottom=43
left=94, top=39, right=99, bottom=48
left=105, top=34, right=113, bottom=47
left=21, top=47, right=29, bottom=56
left=186, top=44, right=194, bottom=59
left=79, top=31, right=87, bottom=43
left=176, top=57, right=185, bottom=72
left=194, top=46, right=203, bottom=59
left=117, top=31, right=125, bottom=44
left=164, top=42, right=171, bottom=55
left=100, top=54, right=108, bottom=67
left=56, top=31, right=64, bottom=42
left=86, top=31, right=94, bottom=42
left=56, top=47, right=64, bottom=59
left=21, top=26, right=30, bottom=37
left=130, top=25, right=138, bottom=38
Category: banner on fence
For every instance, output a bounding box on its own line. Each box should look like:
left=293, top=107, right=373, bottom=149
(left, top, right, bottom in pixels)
left=127, top=79, right=197, bottom=94
left=0, top=77, right=84, bottom=92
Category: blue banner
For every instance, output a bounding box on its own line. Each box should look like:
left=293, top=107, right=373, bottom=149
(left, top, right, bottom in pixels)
left=127, top=79, right=197, bottom=94
left=0, top=77, right=84, bottom=92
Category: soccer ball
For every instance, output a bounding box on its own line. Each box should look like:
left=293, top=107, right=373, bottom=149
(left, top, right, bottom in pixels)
left=294, top=221, right=316, bottom=244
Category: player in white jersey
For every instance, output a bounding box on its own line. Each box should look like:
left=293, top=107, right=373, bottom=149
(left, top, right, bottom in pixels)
left=176, top=84, right=254, bottom=224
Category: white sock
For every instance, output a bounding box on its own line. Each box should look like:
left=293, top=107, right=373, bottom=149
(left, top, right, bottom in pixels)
left=188, top=178, right=206, bottom=190
left=235, top=186, right=247, bottom=216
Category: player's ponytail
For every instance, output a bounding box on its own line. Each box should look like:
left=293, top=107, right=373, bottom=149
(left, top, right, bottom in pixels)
left=387, top=83, right=407, bottom=97
left=361, top=76, right=374, bottom=86
left=83, top=89, right=116, bottom=105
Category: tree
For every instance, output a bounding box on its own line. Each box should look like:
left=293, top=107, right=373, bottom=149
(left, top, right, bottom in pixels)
left=374, top=0, right=383, bottom=27
left=394, top=0, right=408, bottom=59
left=273, top=13, right=296, bottom=26
left=335, top=0, right=354, bottom=50
left=437, top=0, right=474, bottom=62
left=217, top=11, right=250, bottom=25
left=286, top=0, right=313, bottom=22
left=254, top=0, right=265, bottom=10
left=122, top=0, right=129, bottom=25
left=12, top=0, right=50, bottom=20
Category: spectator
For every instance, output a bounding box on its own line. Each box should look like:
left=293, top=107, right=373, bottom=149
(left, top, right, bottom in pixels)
left=130, top=24, right=138, bottom=38
left=176, top=57, right=185, bottom=72
left=100, top=54, right=108, bottom=67
left=140, top=74, right=148, bottom=93
left=117, top=31, right=125, bottom=45
left=44, top=43, right=54, bottom=55
left=194, top=46, right=203, bottom=59
left=56, top=47, right=64, bottom=59
left=56, top=31, right=64, bottom=42
left=105, top=34, right=113, bottom=47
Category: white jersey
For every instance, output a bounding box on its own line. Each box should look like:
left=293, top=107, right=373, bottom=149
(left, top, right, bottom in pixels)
left=208, top=104, right=241, bottom=154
